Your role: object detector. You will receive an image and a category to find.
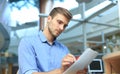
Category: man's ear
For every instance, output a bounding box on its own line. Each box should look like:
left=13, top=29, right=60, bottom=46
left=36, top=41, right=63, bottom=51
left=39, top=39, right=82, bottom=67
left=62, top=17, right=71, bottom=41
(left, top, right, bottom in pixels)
left=47, top=16, right=52, bottom=22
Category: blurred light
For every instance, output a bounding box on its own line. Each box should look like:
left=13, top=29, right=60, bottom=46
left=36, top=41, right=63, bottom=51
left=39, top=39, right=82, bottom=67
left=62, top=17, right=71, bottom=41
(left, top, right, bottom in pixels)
left=10, top=2, right=39, bottom=26
left=85, top=0, right=112, bottom=19
left=68, top=0, right=112, bottom=21
left=73, top=14, right=81, bottom=19
left=53, top=0, right=78, bottom=10
left=103, top=46, right=107, bottom=49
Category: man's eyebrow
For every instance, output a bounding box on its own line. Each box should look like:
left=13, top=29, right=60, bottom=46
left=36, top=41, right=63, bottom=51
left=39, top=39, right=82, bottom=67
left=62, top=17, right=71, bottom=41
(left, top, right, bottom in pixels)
left=57, top=19, right=64, bottom=22
left=58, top=19, right=68, bottom=24
left=57, top=19, right=68, bottom=27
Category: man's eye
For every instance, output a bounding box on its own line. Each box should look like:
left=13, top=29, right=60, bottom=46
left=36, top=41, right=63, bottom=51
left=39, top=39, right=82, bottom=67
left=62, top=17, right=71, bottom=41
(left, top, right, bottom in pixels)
left=57, top=20, right=68, bottom=28
left=57, top=20, right=63, bottom=24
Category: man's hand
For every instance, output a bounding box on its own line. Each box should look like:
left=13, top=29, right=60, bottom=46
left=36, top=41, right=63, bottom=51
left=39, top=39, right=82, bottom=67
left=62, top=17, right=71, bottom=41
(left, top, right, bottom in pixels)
left=76, top=68, right=88, bottom=74
left=61, top=54, right=76, bottom=73
left=61, top=54, right=88, bottom=74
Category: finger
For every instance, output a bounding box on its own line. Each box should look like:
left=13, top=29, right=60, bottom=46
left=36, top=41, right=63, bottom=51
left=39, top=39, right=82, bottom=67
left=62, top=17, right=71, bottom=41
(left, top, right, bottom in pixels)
left=66, top=54, right=76, bottom=62
left=63, top=57, right=74, bottom=62
left=62, top=54, right=76, bottom=68
left=62, top=58, right=74, bottom=66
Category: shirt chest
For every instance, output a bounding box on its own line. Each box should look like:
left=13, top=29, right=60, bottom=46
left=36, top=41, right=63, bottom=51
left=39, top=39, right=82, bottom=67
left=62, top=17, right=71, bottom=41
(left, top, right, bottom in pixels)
left=31, top=42, right=65, bottom=71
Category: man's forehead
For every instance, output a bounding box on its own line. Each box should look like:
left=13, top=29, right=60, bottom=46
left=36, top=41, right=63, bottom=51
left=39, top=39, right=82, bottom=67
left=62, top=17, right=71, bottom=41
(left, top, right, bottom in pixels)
left=54, top=14, right=69, bottom=23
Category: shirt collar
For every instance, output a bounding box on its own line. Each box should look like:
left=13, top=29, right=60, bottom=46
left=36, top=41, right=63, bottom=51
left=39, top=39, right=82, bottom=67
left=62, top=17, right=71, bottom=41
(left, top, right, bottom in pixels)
left=38, top=30, right=57, bottom=45
left=38, top=30, right=47, bottom=42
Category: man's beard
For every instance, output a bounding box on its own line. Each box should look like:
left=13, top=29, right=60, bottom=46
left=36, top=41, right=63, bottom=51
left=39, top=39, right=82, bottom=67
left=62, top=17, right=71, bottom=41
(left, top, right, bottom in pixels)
left=48, top=24, right=58, bottom=39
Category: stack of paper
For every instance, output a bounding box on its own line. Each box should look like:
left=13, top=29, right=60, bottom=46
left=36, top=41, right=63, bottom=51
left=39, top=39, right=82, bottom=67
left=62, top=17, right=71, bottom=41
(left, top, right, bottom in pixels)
left=63, top=48, right=98, bottom=74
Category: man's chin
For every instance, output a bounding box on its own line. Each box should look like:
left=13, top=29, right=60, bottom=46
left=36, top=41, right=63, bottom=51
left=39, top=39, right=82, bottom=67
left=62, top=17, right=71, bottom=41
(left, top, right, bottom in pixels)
left=53, top=34, right=59, bottom=38
left=54, top=35, right=59, bottom=38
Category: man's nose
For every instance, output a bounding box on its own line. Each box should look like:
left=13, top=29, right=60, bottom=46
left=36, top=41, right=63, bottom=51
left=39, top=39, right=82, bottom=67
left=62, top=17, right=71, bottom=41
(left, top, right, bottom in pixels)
left=59, top=24, right=64, bottom=31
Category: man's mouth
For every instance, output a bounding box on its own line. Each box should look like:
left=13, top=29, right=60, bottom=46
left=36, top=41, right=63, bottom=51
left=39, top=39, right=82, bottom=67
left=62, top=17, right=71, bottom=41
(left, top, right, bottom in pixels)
left=56, top=30, right=61, bottom=35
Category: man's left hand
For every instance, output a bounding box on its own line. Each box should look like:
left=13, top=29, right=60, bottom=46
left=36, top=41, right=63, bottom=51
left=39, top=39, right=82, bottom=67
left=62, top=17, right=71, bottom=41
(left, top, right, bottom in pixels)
left=76, top=68, right=88, bottom=74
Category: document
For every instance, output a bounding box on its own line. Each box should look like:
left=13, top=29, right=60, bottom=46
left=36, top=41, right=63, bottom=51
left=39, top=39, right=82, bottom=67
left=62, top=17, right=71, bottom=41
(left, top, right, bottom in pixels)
left=63, top=48, right=98, bottom=74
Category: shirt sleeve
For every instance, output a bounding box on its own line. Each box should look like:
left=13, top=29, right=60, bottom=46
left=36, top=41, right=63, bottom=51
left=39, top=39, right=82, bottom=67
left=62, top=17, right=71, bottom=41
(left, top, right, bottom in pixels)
left=18, top=38, right=38, bottom=74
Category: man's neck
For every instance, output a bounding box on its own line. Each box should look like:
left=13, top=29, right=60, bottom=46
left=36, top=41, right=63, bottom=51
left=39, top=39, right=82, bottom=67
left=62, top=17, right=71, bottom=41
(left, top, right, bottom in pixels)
left=43, top=29, right=54, bottom=44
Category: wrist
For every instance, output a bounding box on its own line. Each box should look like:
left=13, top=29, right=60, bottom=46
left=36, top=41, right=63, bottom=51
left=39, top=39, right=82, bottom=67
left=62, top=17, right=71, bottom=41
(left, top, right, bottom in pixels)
left=48, top=68, right=62, bottom=74
left=60, top=68, right=63, bottom=73
left=56, top=68, right=63, bottom=74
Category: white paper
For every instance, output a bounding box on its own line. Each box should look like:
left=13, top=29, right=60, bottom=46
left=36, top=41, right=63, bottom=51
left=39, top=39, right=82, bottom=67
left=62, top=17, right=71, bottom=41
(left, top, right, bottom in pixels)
left=63, top=48, right=98, bottom=74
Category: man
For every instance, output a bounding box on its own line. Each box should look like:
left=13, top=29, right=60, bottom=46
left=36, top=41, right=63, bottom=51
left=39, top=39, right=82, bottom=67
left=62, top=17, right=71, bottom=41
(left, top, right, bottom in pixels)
left=18, top=7, right=87, bottom=74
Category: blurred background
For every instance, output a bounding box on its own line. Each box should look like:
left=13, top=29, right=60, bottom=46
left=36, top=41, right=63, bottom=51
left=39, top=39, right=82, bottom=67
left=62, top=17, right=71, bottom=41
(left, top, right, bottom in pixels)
left=0, top=0, right=120, bottom=74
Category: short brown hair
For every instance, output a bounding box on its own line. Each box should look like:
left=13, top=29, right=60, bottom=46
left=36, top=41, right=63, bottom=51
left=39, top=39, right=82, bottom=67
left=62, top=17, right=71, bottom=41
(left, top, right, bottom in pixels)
left=49, top=7, right=72, bottom=21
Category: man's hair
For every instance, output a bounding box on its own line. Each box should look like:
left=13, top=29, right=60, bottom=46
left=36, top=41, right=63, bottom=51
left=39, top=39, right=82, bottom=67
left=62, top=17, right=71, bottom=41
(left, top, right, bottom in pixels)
left=49, top=7, right=72, bottom=20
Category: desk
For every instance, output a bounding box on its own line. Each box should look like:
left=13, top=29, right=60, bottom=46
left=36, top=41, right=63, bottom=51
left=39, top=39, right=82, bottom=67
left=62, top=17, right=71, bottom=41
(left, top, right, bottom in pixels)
left=102, top=51, right=120, bottom=74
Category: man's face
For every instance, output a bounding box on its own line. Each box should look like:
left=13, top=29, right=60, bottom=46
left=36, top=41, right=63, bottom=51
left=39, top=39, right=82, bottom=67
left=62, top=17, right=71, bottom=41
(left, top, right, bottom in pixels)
left=47, top=14, right=69, bottom=38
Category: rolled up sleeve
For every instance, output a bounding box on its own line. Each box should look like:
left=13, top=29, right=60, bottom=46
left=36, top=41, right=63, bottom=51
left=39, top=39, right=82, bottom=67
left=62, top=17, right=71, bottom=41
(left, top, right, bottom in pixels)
left=18, top=38, right=38, bottom=74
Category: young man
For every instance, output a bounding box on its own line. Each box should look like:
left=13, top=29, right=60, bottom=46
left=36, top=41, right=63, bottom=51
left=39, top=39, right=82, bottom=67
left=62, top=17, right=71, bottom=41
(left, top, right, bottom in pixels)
left=18, top=7, right=87, bottom=74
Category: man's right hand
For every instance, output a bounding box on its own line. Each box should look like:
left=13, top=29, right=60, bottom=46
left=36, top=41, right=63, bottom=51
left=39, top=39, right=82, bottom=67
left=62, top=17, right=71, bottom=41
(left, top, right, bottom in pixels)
left=61, top=54, right=76, bottom=73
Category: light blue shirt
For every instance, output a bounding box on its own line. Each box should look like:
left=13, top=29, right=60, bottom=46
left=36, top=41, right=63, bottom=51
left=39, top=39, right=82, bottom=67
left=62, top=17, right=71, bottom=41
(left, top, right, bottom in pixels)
left=18, top=30, right=69, bottom=74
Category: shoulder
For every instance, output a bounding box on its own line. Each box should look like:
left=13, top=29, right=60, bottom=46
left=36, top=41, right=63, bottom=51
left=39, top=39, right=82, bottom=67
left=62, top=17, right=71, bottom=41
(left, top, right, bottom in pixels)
left=20, top=35, right=36, bottom=42
left=19, top=33, right=39, bottom=45
left=55, top=41, right=69, bottom=52
left=55, top=41, right=66, bottom=47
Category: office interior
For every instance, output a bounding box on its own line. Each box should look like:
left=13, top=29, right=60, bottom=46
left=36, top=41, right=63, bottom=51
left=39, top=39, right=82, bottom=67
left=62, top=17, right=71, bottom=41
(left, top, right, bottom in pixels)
left=0, top=0, right=120, bottom=74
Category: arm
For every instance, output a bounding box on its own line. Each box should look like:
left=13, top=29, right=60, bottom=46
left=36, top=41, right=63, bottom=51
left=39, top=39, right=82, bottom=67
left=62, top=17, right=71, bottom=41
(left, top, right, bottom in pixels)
left=18, top=38, right=40, bottom=74
left=32, top=54, right=75, bottom=74
left=32, top=69, right=62, bottom=74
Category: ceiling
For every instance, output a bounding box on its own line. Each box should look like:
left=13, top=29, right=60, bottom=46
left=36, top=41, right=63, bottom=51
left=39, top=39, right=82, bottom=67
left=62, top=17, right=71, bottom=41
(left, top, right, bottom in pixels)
left=0, top=0, right=120, bottom=55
